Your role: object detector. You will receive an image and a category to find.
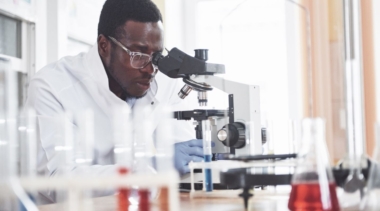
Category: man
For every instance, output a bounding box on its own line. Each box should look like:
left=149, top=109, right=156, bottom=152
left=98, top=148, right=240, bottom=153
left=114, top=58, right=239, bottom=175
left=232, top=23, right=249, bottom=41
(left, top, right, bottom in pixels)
left=26, top=0, right=204, bottom=203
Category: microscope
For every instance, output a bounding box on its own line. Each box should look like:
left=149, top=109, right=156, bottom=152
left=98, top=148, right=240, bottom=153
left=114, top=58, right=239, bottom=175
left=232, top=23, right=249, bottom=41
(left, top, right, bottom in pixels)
left=152, top=48, right=262, bottom=157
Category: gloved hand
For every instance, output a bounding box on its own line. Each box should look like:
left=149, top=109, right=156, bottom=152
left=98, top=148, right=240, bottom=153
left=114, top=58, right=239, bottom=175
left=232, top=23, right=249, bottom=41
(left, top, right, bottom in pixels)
left=174, top=139, right=204, bottom=175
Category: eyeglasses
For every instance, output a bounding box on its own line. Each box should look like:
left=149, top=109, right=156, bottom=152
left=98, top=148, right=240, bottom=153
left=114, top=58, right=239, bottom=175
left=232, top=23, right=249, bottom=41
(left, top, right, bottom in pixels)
left=108, top=36, right=157, bottom=69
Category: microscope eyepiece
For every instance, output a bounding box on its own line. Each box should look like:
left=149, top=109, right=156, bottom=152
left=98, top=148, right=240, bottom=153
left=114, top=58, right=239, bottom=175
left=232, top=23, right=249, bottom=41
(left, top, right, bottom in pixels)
left=152, top=51, right=163, bottom=66
left=194, top=49, right=208, bottom=61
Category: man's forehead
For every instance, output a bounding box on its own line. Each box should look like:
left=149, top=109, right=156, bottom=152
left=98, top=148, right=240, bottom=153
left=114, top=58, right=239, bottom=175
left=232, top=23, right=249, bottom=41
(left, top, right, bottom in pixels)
left=120, top=20, right=163, bottom=41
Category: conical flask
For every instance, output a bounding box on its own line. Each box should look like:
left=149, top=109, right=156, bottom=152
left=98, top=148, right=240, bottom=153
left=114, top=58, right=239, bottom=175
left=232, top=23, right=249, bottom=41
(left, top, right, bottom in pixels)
left=288, top=118, right=340, bottom=211
left=360, top=123, right=380, bottom=211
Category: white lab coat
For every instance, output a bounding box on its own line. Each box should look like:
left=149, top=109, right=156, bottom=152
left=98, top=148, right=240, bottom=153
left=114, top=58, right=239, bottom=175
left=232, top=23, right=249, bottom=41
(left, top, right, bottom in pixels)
left=25, top=44, right=195, bottom=204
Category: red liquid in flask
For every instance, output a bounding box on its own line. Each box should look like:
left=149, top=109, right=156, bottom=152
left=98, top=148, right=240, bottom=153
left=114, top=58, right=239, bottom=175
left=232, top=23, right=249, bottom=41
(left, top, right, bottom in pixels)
left=288, top=182, right=340, bottom=211
left=138, top=189, right=150, bottom=211
left=118, top=167, right=130, bottom=211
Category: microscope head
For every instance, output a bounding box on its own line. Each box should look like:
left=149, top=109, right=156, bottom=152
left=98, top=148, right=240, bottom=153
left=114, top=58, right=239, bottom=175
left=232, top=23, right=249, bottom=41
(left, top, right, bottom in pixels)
left=152, top=48, right=225, bottom=106
left=152, top=48, right=225, bottom=78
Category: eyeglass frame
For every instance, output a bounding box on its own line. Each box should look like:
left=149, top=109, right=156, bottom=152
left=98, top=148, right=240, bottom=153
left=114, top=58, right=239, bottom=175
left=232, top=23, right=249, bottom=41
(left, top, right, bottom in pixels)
left=108, top=36, right=159, bottom=70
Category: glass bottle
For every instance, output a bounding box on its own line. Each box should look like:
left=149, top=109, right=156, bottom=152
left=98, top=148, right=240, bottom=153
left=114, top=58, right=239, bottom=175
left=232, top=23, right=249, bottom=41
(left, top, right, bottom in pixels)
left=288, top=118, right=340, bottom=211
left=360, top=123, right=380, bottom=211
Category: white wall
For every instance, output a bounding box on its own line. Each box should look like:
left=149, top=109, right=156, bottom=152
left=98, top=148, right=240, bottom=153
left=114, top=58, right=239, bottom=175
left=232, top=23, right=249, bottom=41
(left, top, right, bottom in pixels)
left=46, top=0, right=68, bottom=64
left=177, top=0, right=304, bottom=154
left=35, top=0, right=47, bottom=71
left=0, top=0, right=36, bottom=22
left=163, top=0, right=185, bottom=50
left=66, top=0, right=105, bottom=45
left=37, top=0, right=104, bottom=70
left=285, top=0, right=303, bottom=121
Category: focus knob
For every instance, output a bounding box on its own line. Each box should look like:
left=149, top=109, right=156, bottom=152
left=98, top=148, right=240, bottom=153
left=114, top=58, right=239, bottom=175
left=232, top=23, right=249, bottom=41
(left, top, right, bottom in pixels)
left=217, top=122, right=246, bottom=149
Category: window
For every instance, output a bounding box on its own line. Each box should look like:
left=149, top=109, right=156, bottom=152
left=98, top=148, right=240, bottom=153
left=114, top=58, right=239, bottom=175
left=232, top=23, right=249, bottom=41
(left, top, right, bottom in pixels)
left=195, top=0, right=294, bottom=154
left=0, top=14, right=22, bottom=58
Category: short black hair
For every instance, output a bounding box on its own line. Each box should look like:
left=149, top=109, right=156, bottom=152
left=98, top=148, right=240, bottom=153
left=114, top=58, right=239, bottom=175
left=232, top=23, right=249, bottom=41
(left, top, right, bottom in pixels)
left=98, top=0, right=162, bottom=38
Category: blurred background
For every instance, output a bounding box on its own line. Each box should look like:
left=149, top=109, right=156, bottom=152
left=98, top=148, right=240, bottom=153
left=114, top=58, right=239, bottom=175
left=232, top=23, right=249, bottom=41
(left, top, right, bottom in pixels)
left=0, top=0, right=379, bottom=164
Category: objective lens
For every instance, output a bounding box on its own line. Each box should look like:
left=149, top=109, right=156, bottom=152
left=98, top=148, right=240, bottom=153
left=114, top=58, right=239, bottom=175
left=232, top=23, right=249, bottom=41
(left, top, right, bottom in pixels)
left=178, top=85, right=193, bottom=99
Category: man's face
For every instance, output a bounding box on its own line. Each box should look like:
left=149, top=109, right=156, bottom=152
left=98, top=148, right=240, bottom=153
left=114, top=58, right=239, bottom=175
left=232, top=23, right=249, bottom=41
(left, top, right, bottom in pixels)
left=101, top=21, right=164, bottom=99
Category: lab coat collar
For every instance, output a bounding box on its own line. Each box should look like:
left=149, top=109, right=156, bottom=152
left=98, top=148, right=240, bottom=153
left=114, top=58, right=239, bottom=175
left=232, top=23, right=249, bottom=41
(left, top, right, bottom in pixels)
left=85, top=44, right=109, bottom=89
left=84, top=44, right=164, bottom=104
left=149, top=73, right=164, bottom=104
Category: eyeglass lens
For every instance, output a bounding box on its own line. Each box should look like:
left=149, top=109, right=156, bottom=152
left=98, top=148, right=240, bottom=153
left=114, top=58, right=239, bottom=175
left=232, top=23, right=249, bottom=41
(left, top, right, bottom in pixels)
left=131, top=54, right=151, bottom=69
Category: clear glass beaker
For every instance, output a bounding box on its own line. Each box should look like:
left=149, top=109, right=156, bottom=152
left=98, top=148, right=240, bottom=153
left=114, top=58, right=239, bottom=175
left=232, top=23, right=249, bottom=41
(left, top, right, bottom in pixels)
left=288, top=118, right=340, bottom=211
left=360, top=123, right=380, bottom=211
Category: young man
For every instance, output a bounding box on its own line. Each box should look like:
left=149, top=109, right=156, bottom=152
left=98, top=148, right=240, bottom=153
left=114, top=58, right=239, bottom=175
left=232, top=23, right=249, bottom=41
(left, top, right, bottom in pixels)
left=26, top=0, right=203, bottom=203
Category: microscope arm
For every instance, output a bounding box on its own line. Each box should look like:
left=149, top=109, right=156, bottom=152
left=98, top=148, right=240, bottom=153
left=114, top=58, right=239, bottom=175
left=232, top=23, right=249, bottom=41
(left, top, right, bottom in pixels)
left=152, top=48, right=262, bottom=156
left=192, top=75, right=262, bottom=156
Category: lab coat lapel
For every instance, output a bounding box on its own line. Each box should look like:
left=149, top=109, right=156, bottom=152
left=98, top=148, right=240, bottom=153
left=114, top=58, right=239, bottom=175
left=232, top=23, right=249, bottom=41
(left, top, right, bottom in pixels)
left=83, top=45, right=129, bottom=119
left=132, top=76, right=165, bottom=133
left=83, top=44, right=167, bottom=137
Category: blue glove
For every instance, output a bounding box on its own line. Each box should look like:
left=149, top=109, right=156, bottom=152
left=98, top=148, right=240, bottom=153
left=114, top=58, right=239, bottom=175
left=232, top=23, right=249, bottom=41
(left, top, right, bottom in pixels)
left=174, top=139, right=204, bottom=175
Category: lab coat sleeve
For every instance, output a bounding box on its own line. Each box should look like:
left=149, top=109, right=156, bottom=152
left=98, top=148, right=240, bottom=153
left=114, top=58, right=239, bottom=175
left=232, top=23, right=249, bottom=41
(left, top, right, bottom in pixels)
left=26, top=78, right=118, bottom=202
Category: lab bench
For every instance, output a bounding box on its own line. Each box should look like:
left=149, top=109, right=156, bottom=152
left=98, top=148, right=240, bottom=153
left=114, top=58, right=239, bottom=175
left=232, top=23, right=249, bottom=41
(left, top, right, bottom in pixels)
left=37, top=189, right=360, bottom=211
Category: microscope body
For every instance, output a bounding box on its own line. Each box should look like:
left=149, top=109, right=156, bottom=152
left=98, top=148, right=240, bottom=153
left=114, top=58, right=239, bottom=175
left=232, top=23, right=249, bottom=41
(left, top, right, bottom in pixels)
left=153, top=48, right=262, bottom=156
left=191, top=75, right=261, bottom=156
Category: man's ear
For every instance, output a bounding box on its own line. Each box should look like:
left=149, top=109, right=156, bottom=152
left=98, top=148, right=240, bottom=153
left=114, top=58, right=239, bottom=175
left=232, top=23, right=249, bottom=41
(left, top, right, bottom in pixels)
left=98, top=35, right=110, bottom=59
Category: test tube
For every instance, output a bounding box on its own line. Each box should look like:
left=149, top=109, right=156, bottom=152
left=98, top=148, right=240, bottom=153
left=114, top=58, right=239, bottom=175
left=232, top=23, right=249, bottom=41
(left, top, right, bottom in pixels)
left=55, top=113, right=75, bottom=174
left=1, top=58, right=38, bottom=210
left=75, top=109, right=95, bottom=168
left=72, top=109, right=96, bottom=210
left=18, top=109, right=38, bottom=210
left=202, top=119, right=213, bottom=192
left=112, top=106, right=133, bottom=211
left=19, top=109, right=37, bottom=178
left=0, top=58, right=17, bottom=211
left=133, top=106, right=155, bottom=211
left=54, top=112, right=75, bottom=204
left=288, top=119, right=301, bottom=155
left=155, top=106, right=174, bottom=172
left=155, top=106, right=177, bottom=211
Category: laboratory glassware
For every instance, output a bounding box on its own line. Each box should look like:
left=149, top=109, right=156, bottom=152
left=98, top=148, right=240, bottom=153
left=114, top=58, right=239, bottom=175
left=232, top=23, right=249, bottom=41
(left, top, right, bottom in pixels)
left=74, top=109, right=95, bottom=168
left=360, top=123, right=380, bottom=211
left=0, top=58, right=38, bottom=210
left=155, top=106, right=175, bottom=211
left=18, top=109, right=39, bottom=210
left=53, top=112, right=75, bottom=204
left=113, top=106, right=133, bottom=211
left=202, top=119, right=213, bottom=192
left=72, top=109, right=96, bottom=210
left=133, top=106, right=156, bottom=211
left=288, top=118, right=340, bottom=211
left=288, top=119, right=301, bottom=155
left=0, top=57, right=18, bottom=211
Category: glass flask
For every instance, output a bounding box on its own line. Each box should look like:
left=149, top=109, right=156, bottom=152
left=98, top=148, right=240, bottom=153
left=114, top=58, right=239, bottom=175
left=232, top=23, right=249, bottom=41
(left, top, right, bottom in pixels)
left=360, top=123, right=380, bottom=211
left=288, top=118, right=340, bottom=211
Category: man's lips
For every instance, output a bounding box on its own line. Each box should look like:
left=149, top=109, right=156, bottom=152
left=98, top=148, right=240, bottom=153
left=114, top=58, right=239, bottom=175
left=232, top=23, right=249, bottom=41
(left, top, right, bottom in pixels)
left=136, top=80, right=151, bottom=90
